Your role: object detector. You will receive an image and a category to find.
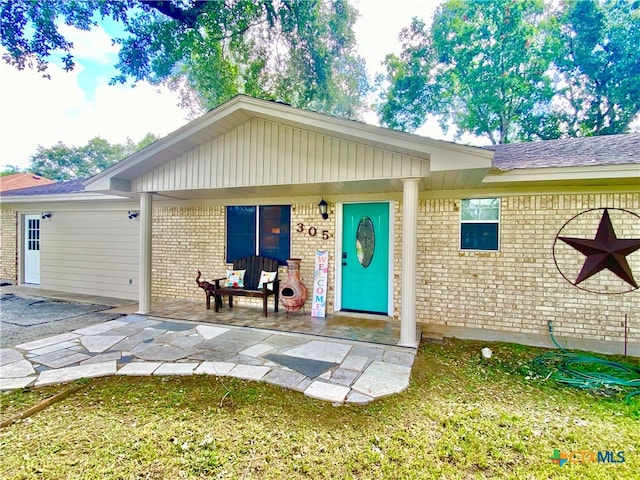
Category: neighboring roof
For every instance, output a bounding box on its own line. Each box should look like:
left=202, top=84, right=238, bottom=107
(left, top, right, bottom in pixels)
left=488, top=134, right=640, bottom=170
left=0, top=179, right=86, bottom=196
left=0, top=173, right=55, bottom=192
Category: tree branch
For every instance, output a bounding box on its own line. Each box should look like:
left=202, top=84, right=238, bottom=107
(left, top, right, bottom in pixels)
left=140, top=1, right=211, bottom=27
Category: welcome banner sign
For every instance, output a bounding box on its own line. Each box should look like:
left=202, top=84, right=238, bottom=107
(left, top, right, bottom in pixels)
left=311, top=250, right=329, bottom=318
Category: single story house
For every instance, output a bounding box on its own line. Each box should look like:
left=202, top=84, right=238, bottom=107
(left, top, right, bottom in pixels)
left=1, top=95, right=638, bottom=354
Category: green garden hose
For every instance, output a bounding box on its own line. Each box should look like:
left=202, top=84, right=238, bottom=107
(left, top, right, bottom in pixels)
left=530, top=321, right=640, bottom=403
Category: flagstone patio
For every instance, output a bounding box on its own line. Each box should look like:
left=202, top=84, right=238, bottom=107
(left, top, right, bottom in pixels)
left=1, top=288, right=419, bottom=404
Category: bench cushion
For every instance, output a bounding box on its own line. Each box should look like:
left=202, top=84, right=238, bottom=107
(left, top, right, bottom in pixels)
left=258, top=270, right=278, bottom=290
left=232, top=256, right=279, bottom=290
left=224, top=269, right=246, bottom=287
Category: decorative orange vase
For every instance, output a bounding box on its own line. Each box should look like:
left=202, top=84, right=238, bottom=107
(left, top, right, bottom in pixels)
left=279, top=258, right=307, bottom=312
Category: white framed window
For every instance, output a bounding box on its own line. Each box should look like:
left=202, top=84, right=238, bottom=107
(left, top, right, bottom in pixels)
left=460, top=198, right=500, bottom=251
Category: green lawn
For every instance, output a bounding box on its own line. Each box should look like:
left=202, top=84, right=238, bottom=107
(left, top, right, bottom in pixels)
left=1, top=339, right=638, bottom=479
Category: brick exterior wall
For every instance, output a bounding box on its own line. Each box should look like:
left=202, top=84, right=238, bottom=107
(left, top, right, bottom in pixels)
left=150, top=193, right=638, bottom=349
left=152, top=205, right=226, bottom=301
left=151, top=203, right=336, bottom=311
left=415, top=193, right=640, bottom=346
left=290, top=203, right=336, bottom=311
left=0, top=208, right=17, bottom=283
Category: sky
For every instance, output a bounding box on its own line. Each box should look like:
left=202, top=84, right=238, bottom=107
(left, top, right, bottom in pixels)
left=0, top=0, right=448, bottom=172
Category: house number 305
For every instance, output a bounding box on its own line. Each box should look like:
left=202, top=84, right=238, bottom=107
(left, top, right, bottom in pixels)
left=296, top=223, right=330, bottom=240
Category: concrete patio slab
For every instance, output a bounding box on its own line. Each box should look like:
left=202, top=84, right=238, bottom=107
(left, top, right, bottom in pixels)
left=0, top=348, right=24, bottom=366
left=329, top=368, right=360, bottom=386
left=1, top=376, right=36, bottom=390
left=80, top=335, right=126, bottom=353
left=304, top=381, right=350, bottom=403
left=154, top=363, right=199, bottom=375
left=0, top=359, right=36, bottom=378
left=282, top=340, right=352, bottom=363
left=73, top=320, right=127, bottom=336
left=15, top=333, right=80, bottom=352
left=240, top=343, right=274, bottom=357
left=28, top=340, right=80, bottom=356
left=228, top=364, right=271, bottom=380
left=132, top=345, right=198, bottom=362
left=117, top=362, right=161, bottom=376
left=263, top=368, right=308, bottom=390
left=341, top=354, right=370, bottom=371
left=35, top=361, right=117, bottom=386
left=352, top=361, right=412, bottom=399
left=80, top=352, right=122, bottom=365
left=33, top=350, right=91, bottom=369
left=383, top=349, right=416, bottom=367
left=195, top=325, right=229, bottom=339
left=194, top=361, right=235, bottom=376
left=346, top=390, right=374, bottom=404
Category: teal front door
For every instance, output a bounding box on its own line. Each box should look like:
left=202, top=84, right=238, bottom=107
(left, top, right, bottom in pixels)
left=341, top=203, right=389, bottom=314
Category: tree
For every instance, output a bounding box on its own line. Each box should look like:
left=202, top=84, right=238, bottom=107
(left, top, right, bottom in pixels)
left=376, top=0, right=640, bottom=144
left=1, top=165, right=22, bottom=176
left=377, top=0, right=559, bottom=144
left=553, top=0, right=640, bottom=136
left=0, top=0, right=369, bottom=118
left=28, top=134, right=158, bottom=181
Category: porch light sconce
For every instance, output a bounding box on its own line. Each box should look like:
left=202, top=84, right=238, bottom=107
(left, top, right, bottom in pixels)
left=41, top=212, right=52, bottom=220
left=128, top=211, right=139, bottom=220
left=318, top=198, right=329, bottom=220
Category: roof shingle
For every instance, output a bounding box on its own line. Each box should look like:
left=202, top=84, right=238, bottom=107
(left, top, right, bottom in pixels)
left=0, top=179, right=86, bottom=196
left=0, top=173, right=55, bottom=192
left=487, top=134, right=640, bottom=170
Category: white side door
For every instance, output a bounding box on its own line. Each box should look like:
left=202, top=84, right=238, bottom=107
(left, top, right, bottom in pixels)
left=24, top=214, right=41, bottom=284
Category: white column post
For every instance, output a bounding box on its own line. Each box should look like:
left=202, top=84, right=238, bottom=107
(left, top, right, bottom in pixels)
left=137, top=192, right=153, bottom=314
left=399, top=178, right=419, bottom=347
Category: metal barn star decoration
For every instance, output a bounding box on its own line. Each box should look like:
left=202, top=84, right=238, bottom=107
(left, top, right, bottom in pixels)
left=559, top=209, right=640, bottom=288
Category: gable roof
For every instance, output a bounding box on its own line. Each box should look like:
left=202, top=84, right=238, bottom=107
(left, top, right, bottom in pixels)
left=2, top=98, right=637, bottom=201
left=83, top=95, right=493, bottom=196
left=488, top=134, right=640, bottom=170
left=0, top=173, right=55, bottom=192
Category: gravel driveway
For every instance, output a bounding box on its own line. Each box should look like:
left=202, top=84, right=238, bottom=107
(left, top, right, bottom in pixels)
left=0, top=293, right=126, bottom=348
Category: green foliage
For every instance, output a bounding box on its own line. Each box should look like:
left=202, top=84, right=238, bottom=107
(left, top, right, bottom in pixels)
left=0, top=0, right=135, bottom=76
left=377, top=0, right=640, bottom=143
left=27, top=134, right=158, bottom=181
left=0, top=0, right=370, bottom=118
left=0, top=165, right=22, bottom=176
left=378, top=0, right=559, bottom=144
left=554, top=0, right=640, bottom=136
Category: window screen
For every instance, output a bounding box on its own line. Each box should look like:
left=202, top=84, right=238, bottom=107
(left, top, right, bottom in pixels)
left=460, top=198, right=500, bottom=251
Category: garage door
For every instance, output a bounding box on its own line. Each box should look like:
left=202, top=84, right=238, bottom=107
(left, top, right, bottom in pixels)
left=40, top=211, right=139, bottom=300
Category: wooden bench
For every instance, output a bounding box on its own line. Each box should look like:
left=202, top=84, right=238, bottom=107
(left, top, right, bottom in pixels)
left=197, top=256, right=280, bottom=317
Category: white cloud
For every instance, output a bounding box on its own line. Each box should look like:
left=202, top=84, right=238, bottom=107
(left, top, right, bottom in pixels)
left=0, top=49, right=191, bottom=170
left=353, top=0, right=439, bottom=76
left=57, top=23, right=119, bottom=64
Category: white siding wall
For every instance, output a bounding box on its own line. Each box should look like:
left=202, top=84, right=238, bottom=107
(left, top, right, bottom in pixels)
left=133, top=118, right=430, bottom=192
left=41, top=211, right=139, bottom=300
